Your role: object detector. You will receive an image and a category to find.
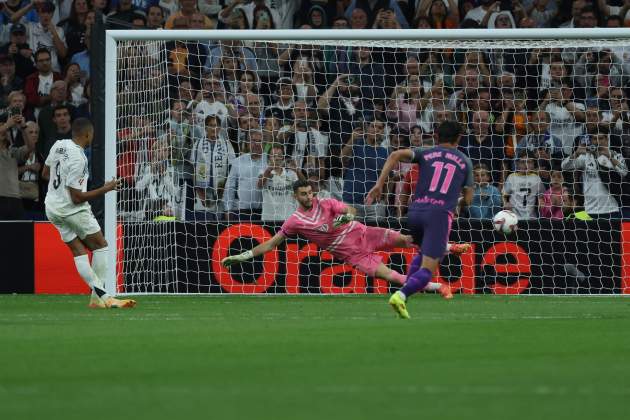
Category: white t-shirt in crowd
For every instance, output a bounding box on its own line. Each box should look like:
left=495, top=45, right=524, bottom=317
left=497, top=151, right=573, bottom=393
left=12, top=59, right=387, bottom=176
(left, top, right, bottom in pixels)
left=259, top=167, right=298, bottom=221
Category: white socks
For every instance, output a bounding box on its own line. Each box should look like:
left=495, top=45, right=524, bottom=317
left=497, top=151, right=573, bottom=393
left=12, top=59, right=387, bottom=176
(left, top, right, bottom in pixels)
left=74, top=252, right=109, bottom=300
left=92, top=247, right=108, bottom=288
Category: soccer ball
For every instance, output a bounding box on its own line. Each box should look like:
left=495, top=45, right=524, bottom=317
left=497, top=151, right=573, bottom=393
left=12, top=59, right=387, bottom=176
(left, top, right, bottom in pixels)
left=492, top=210, right=518, bottom=235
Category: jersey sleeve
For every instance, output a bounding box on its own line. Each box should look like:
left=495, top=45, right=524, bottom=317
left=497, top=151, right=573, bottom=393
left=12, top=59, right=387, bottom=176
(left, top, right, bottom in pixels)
left=411, top=147, right=425, bottom=164
left=280, top=216, right=297, bottom=237
left=44, top=143, right=57, bottom=167
left=463, top=155, right=474, bottom=188
left=66, top=153, right=87, bottom=190
left=322, top=198, right=348, bottom=215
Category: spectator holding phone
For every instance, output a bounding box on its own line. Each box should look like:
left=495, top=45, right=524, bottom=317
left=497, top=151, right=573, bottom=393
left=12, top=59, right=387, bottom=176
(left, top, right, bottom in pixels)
left=1, top=90, right=28, bottom=147
left=0, top=116, right=36, bottom=220
left=0, top=24, right=34, bottom=80
left=561, top=131, right=628, bottom=219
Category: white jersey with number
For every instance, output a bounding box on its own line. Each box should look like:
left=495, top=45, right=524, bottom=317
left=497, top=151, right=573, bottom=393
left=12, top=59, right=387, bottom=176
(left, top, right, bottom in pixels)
left=503, top=172, right=545, bottom=220
left=45, top=139, right=90, bottom=216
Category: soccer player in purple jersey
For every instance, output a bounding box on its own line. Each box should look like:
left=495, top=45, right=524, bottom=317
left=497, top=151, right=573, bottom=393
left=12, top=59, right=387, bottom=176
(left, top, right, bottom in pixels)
left=367, top=121, right=474, bottom=318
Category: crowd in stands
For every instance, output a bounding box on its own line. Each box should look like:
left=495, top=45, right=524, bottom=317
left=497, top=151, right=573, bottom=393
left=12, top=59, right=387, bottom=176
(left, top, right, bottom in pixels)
left=1, top=0, right=629, bottom=223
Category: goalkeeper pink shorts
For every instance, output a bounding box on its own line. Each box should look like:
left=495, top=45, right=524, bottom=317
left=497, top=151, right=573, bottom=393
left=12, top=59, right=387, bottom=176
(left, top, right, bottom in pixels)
left=344, top=227, right=401, bottom=277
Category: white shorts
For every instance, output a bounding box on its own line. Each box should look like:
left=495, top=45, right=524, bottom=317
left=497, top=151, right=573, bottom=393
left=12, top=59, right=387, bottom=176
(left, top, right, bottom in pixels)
left=46, top=207, right=102, bottom=243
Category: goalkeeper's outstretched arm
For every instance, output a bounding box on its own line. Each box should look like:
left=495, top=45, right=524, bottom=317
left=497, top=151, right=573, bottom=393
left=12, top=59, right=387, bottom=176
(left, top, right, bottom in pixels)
left=221, top=232, right=287, bottom=267
left=333, top=204, right=356, bottom=228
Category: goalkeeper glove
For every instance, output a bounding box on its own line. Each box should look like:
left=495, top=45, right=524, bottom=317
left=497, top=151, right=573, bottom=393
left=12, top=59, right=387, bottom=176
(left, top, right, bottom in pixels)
left=221, top=250, right=254, bottom=267
left=333, top=213, right=354, bottom=228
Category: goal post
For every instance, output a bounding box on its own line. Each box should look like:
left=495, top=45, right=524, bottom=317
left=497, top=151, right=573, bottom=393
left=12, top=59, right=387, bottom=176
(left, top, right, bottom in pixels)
left=104, top=28, right=630, bottom=295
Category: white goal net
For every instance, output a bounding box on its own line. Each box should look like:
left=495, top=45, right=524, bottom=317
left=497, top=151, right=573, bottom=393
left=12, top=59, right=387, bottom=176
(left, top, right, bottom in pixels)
left=105, top=29, right=630, bottom=295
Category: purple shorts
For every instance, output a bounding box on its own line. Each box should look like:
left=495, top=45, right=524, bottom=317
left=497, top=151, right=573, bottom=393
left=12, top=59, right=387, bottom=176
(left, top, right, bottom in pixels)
left=407, top=208, right=453, bottom=260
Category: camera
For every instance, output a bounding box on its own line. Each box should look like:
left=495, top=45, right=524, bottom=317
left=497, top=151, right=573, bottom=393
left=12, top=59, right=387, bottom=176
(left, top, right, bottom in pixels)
left=579, top=135, right=598, bottom=152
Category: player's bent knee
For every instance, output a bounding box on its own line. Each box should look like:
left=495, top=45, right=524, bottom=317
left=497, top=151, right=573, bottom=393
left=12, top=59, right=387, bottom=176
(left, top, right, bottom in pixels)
left=66, top=238, right=88, bottom=257
left=83, top=231, right=107, bottom=250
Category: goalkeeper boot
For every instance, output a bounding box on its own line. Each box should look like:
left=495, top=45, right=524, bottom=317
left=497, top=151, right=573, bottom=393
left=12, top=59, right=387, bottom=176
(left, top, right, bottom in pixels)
left=88, top=294, right=106, bottom=309
left=438, top=283, right=453, bottom=300
left=388, top=291, right=410, bottom=319
left=105, top=297, right=137, bottom=309
left=449, top=243, right=471, bottom=256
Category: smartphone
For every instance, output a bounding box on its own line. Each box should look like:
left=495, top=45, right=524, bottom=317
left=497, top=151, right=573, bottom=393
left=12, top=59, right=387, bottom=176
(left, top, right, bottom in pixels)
left=579, top=135, right=597, bottom=152
left=9, top=106, right=20, bottom=116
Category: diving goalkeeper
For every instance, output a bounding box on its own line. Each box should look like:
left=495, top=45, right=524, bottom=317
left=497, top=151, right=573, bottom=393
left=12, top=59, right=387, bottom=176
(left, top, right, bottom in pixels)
left=222, top=180, right=468, bottom=298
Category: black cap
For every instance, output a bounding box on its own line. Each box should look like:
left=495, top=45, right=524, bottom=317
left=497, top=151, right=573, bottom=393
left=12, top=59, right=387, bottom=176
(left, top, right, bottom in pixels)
left=10, top=24, right=26, bottom=34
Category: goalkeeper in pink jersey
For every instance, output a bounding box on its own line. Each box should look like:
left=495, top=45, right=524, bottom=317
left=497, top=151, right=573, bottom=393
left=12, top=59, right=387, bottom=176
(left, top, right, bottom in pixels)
left=222, top=179, right=468, bottom=297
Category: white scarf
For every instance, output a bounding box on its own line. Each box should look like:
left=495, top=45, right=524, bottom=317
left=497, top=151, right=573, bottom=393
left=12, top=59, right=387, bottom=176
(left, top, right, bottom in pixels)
left=193, top=132, right=233, bottom=198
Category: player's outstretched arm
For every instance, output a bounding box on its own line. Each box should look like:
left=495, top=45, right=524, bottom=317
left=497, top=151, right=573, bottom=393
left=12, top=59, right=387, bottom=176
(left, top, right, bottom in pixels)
left=333, top=204, right=356, bottom=228
left=222, top=232, right=287, bottom=267
left=68, top=178, right=119, bottom=204
left=365, top=149, right=414, bottom=204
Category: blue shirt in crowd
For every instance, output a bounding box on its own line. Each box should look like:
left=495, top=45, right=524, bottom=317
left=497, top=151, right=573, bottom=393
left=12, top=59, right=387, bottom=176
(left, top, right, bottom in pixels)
left=342, top=139, right=387, bottom=205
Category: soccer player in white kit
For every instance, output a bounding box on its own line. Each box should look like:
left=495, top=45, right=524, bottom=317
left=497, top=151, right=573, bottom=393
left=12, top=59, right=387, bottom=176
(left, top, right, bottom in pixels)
left=43, top=118, right=136, bottom=309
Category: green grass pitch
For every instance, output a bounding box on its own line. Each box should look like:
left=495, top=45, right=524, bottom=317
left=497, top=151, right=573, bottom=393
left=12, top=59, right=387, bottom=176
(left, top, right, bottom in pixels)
left=0, top=295, right=629, bottom=420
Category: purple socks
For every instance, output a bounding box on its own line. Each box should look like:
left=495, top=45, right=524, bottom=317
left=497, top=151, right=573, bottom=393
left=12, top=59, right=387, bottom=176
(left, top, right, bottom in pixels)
left=400, top=267, right=432, bottom=298
left=407, top=254, right=422, bottom=279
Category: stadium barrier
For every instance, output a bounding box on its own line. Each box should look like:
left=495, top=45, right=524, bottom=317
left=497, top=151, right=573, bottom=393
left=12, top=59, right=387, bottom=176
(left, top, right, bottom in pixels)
left=3, top=220, right=629, bottom=295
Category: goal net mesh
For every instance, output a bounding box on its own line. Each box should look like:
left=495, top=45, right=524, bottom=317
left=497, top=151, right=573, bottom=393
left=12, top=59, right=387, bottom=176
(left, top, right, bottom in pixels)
left=112, top=36, right=630, bottom=295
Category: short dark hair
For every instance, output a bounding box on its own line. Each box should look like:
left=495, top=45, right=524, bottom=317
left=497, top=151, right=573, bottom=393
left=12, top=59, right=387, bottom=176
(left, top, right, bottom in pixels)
left=72, top=118, right=93, bottom=137
left=435, top=120, right=462, bottom=144
left=53, top=104, right=71, bottom=116
left=204, top=114, right=220, bottom=126
left=34, top=47, right=51, bottom=61
left=132, top=15, right=147, bottom=26
left=606, top=14, right=622, bottom=26
left=146, top=5, right=164, bottom=15
left=332, top=15, right=349, bottom=25
left=292, top=179, right=311, bottom=192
